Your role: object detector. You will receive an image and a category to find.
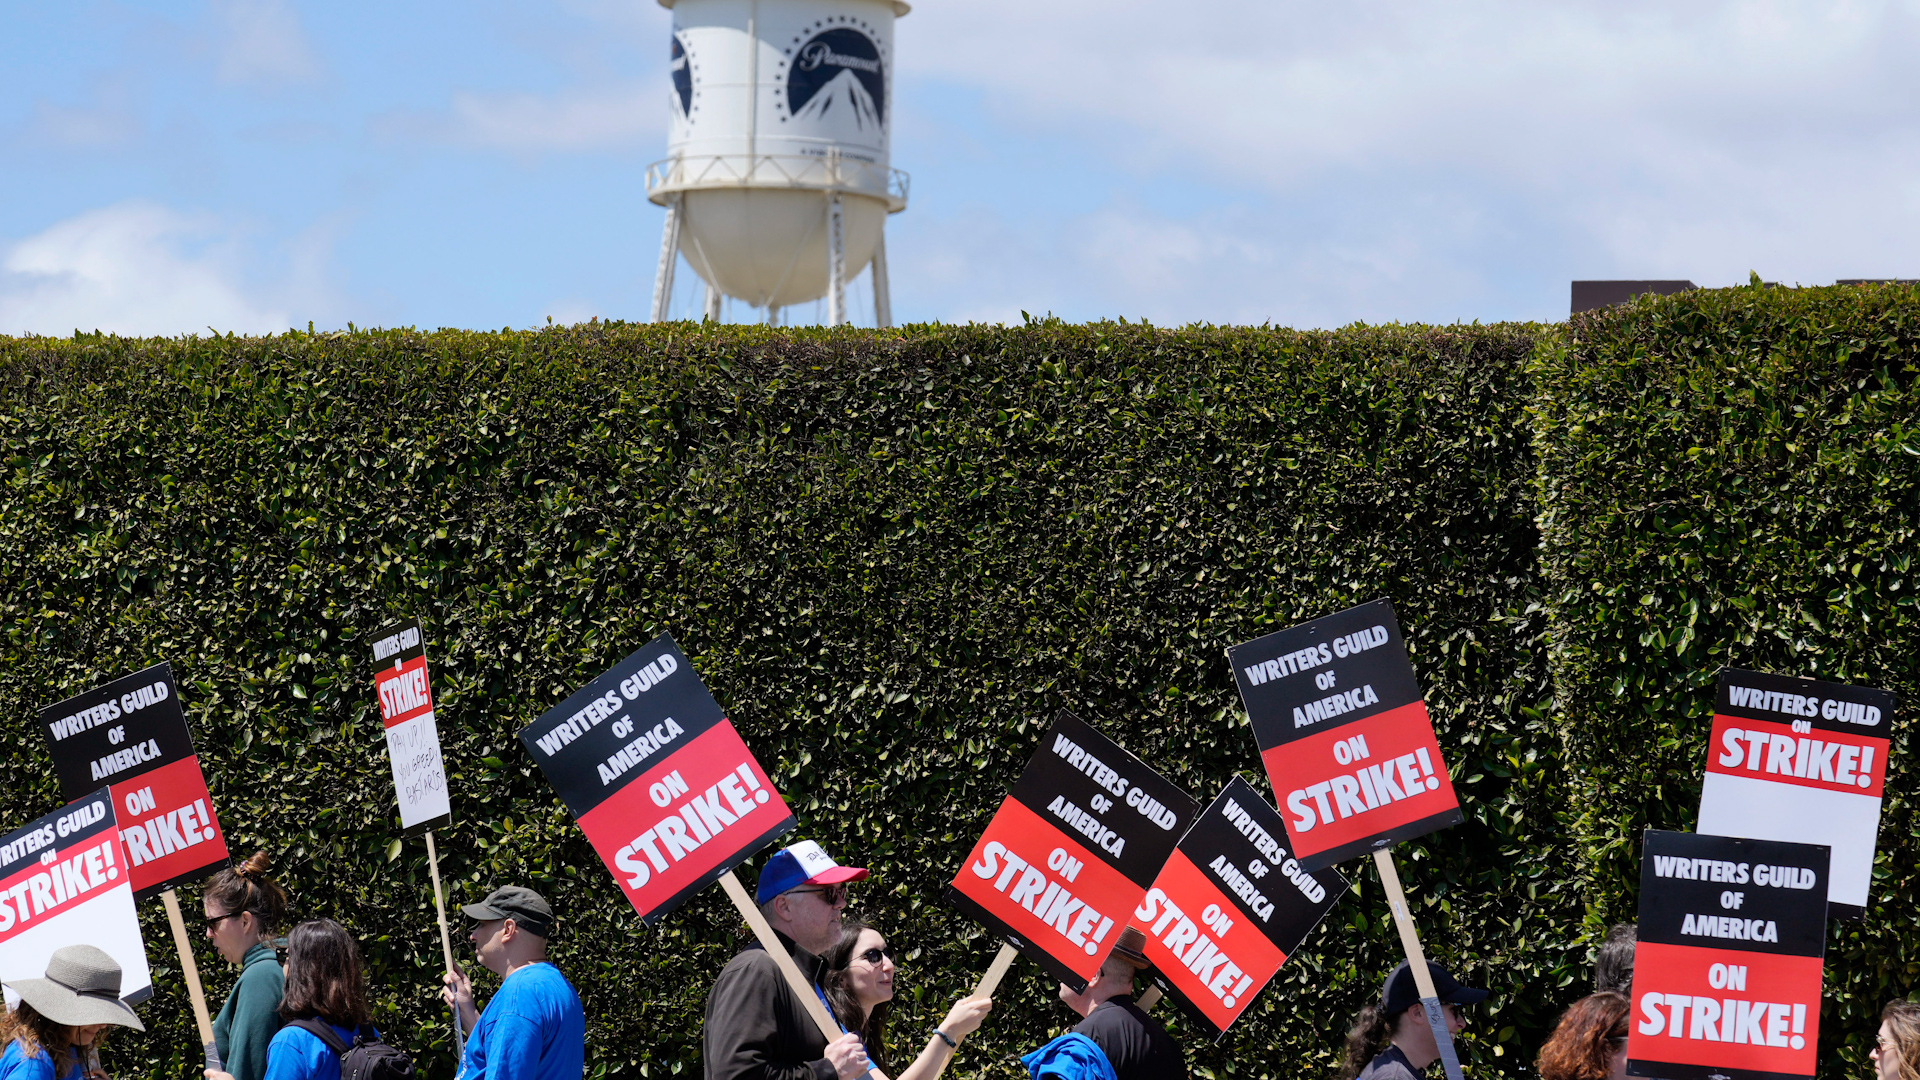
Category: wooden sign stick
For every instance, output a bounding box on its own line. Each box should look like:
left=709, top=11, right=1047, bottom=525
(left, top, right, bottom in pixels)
left=424, top=830, right=465, bottom=1059
left=971, top=943, right=1018, bottom=999
left=1373, top=849, right=1465, bottom=1080
left=1136, top=985, right=1163, bottom=1011
left=718, top=870, right=890, bottom=1080
left=159, top=888, right=219, bottom=1070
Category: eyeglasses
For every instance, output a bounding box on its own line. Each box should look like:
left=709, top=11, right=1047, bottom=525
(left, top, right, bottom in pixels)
left=204, top=910, right=245, bottom=930
left=855, top=946, right=894, bottom=965
left=787, top=884, right=849, bottom=905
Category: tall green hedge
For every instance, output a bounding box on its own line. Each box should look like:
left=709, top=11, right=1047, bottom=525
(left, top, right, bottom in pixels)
left=3, top=289, right=1916, bottom=1080
left=0, top=320, right=1563, bottom=1080
left=1535, top=281, right=1920, bottom=1078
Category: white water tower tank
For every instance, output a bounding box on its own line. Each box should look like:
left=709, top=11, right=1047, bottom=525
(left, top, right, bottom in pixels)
left=648, top=0, right=910, bottom=325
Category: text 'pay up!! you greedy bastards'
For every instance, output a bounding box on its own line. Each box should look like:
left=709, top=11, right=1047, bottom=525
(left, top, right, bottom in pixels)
left=1627, top=830, right=1829, bottom=1080
left=1131, top=777, right=1347, bottom=1041
left=369, top=621, right=453, bottom=834
left=0, top=791, right=150, bottom=1005
left=1229, top=599, right=1461, bottom=870
left=519, top=633, right=795, bottom=923
left=35, top=663, right=230, bottom=898
left=947, top=711, right=1199, bottom=992
left=1695, top=668, right=1896, bottom=921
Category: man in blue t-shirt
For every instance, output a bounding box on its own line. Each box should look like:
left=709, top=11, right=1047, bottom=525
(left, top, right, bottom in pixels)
left=443, top=885, right=587, bottom=1080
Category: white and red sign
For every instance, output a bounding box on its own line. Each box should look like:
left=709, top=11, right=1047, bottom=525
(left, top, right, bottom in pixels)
left=37, top=663, right=230, bottom=899
left=519, top=634, right=795, bottom=924
left=1696, top=668, right=1895, bottom=920
left=1627, top=830, right=1828, bottom=1080
left=1130, top=778, right=1346, bottom=1040
left=1229, top=599, right=1461, bottom=870
left=948, top=712, right=1199, bottom=992
left=370, top=621, right=453, bottom=834
left=0, top=790, right=152, bottom=1007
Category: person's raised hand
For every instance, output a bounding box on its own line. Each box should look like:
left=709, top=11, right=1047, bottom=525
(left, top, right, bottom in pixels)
left=443, top=965, right=478, bottom=1031
left=938, top=995, right=992, bottom=1041
left=825, top=1032, right=870, bottom=1079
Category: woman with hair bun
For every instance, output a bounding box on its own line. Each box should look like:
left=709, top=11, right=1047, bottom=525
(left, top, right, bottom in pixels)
left=202, top=852, right=290, bottom=1080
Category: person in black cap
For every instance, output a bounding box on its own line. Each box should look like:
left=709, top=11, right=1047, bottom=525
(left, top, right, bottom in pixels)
left=1045, top=927, right=1184, bottom=1080
left=705, top=841, right=872, bottom=1080
left=1334, top=960, right=1486, bottom=1080
left=441, top=885, right=586, bottom=1080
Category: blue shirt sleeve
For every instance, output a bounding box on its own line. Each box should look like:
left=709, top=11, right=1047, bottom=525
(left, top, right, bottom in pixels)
left=0, top=1041, right=57, bottom=1080
left=480, top=1015, right=546, bottom=1080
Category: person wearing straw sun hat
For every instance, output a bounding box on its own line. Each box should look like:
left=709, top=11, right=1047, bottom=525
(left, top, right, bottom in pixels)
left=0, top=945, right=145, bottom=1080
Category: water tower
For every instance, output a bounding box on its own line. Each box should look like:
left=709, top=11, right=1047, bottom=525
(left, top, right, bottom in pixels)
left=648, top=0, right=910, bottom=326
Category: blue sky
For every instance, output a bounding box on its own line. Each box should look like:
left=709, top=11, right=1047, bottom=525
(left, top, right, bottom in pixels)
left=5, top=1, right=1920, bottom=335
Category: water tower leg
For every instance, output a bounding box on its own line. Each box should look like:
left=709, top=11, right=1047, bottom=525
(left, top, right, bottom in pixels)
left=871, top=229, right=892, bottom=329
left=826, top=193, right=846, bottom=327
left=704, top=283, right=722, bottom=322
left=650, top=193, right=682, bottom=323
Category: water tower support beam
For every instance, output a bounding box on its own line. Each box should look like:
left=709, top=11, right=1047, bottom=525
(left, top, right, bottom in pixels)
left=871, top=230, right=892, bottom=329
left=650, top=192, right=682, bottom=323
left=826, top=193, right=847, bottom=326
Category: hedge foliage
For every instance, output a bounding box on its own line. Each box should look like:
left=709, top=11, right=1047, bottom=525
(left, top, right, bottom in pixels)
left=1536, top=281, right=1920, bottom=1078
left=0, top=289, right=1912, bottom=1080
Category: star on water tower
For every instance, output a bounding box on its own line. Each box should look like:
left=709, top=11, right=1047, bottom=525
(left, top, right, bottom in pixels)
left=648, top=0, right=910, bottom=326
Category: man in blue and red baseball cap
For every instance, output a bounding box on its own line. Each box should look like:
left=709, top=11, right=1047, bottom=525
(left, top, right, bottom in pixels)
left=704, top=841, right=872, bottom=1080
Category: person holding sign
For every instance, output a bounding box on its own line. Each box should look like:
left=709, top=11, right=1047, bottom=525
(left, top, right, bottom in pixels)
left=0, top=945, right=145, bottom=1080
left=1023, top=928, right=1183, bottom=1080
left=202, top=853, right=290, bottom=1080
left=1334, top=961, right=1485, bottom=1080
left=440, top=887, right=585, bottom=1080
left=821, top=921, right=992, bottom=1080
left=705, top=843, right=872, bottom=1080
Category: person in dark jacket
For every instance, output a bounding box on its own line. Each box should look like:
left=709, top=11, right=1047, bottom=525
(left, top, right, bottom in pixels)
left=704, top=842, right=872, bottom=1080
left=202, top=851, right=289, bottom=1080
left=1334, top=961, right=1486, bottom=1080
left=1049, top=929, right=1184, bottom=1080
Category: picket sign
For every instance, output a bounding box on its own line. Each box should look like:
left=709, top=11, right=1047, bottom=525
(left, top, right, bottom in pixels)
left=1626, top=830, right=1829, bottom=1080
left=367, top=621, right=463, bottom=1061
left=1695, top=668, right=1896, bottom=920
left=520, top=634, right=884, bottom=1080
left=37, top=664, right=229, bottom=1067
left=1230, top=600, right=1467, bottom=1080
left=0, top=792, right=153, bottom=1026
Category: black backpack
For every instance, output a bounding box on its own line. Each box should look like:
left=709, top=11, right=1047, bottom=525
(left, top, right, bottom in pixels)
left=289, top=1018, right=417, bottom=1080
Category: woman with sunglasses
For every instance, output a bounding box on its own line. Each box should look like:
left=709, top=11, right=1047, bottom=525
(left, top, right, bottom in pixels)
left=202, top=852, right=290, bottom=1080
left=1534, top=991, right=1628, bottom=1080
left=821, top=921, right=991, bottom=1080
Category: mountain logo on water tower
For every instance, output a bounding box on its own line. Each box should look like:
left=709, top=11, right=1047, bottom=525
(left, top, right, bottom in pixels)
left=670, top=33, right=693, bottom=117
left=782, top=26, right=885, bottom=130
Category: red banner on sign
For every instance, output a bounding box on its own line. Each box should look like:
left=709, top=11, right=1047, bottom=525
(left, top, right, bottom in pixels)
left=376, top=655, right=434, bottom=731
left=1704, top=714, right=1885, bottom=797
left=1261, top=700, right=1459, bottom=865
left=1630, top=942, right=1822, bottom=1076
left=108, top=754, right=228, bottom=895
left=574, top=720, right=794, bottom=923
left=1134, top=849, right=1286, bottom=1034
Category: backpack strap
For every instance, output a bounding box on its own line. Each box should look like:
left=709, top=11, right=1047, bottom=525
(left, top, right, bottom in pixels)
left=289, top=1018, right=351, bottom=1056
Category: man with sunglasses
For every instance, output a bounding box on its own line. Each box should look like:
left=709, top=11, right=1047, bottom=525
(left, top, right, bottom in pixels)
left=705, top=842, right=872, bottom=1080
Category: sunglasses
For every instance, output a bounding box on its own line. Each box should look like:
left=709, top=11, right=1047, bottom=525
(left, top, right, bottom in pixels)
left=788, top=884, right=850, bottom=905
left=204, top=910, right=246, bottom=930
left=855, top=946, right=894, bottom=965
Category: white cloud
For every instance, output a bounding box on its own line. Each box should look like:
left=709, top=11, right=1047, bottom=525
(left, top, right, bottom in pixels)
left=217, top=0, right=322, bottom=87
left=0, top=201, right=342, bottom=337
left=375, top=84, right=664, bottom=153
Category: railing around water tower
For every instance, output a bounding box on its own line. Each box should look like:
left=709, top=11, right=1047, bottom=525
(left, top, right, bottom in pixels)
left=645, top=152, right=909, bottom=213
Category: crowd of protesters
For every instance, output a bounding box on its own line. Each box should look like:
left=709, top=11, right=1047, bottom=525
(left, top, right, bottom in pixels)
left=2, top=846, right=1912, bottom=1080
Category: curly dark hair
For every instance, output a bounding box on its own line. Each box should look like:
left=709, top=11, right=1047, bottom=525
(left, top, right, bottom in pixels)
left=0, top=1000, right=86, bottom=1075
left=1536, top=992, right=1628, bottom=1080
left=822, top=921, right=891, bottom=1073
left=279, top=919, right=372, bottom=1028
left=1333, top=1003, right=1396, bottom=1080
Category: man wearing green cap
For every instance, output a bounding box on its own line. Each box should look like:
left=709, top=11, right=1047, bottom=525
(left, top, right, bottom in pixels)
left=442, top=885, right=586, bottom=1080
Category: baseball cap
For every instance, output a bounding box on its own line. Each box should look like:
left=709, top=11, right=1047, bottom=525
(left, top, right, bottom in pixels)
left=462, top=885, right=554, bottom=939
left=754, top=840, right=870, bottom=904
left=1381, top=960, right=1488, bottom=1016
